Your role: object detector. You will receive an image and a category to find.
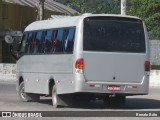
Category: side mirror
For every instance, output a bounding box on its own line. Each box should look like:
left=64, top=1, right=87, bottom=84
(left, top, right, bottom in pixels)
left=5, top=35, right=14, bottom=44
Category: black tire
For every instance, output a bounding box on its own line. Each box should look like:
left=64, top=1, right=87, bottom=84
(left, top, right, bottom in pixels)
left=103, top=96, right=110, bottom=107
left=71, top=94, right=90, bottom=108
left=19, top=82, right=40, bottom=102
left=52, top=85, right=58, bottom=109
left=109, top=96, right=126, bottom=108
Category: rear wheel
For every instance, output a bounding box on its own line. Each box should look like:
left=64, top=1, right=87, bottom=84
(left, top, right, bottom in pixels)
left=71, top=94, right=90, bottom=108
left=110, top=96, right=126, bottom=108
left=103, top=95, right=126, bottom=108
left=52, top=85, right=58, bottom=109
left=19, top=82, right=40, bottom=102
left=103, top=96, right=110, bottom=107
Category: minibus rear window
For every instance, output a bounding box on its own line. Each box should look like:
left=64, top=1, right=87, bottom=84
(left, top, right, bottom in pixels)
left=83, top=17, right=146, bottom=53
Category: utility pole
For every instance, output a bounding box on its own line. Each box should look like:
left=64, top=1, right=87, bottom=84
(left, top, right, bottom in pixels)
left=121, top=0, right=126, bottom=15
left=36, top=0, right=45, bottom=20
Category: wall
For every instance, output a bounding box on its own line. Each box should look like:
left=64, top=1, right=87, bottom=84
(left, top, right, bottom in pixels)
left=0, top=0, right=2, bottom=28
left=150, top=70, right=160, bottom=87
left=0, top=2, right=56, bottom=64
left=0, top=2, right=56, bottom=31
left=0, top=63, right=16, bottom=81
left=1, top=3, right=56, bottom=31
left=150, top=40, right=160, bottom=65
left=0, top=40, right=2, bottom=63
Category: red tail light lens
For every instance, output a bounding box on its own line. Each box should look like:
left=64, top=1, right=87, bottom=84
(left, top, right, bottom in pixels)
left=145, top=61, right=150, bottom=72
left=75, top=58, right=84, bottom=70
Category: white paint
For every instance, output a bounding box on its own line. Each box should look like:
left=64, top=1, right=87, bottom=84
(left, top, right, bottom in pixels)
left=0, top=64, right=159, bottom=88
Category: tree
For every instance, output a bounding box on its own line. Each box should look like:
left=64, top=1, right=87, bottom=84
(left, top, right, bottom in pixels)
left=128, top=0, right=160, bottom=40
left=36, top=0, right=45, bottom=20
left=54, top=0, right=120, bottom=14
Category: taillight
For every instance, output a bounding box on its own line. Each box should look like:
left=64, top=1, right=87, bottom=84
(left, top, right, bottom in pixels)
left=75, top=58, right=84, bottom=73
left=145, top=61, right=150, bottom=72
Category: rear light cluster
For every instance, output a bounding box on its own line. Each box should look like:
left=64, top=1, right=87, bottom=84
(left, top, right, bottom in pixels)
left=75, top=58, right=84, bottom=73
left=145, top=60, right=150, bottom=72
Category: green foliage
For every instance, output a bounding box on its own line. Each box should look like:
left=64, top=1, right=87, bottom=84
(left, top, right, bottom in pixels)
left=54, top=0, right=120, bottom=14
left=54, top=0, right=160, bottom=39
left=151, top=65, right=160, bottom=70
left=128, top=0, right=160, bottom=40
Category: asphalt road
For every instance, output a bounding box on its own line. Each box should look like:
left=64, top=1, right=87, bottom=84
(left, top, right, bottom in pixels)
left=0, top=81, right=160, bottom=119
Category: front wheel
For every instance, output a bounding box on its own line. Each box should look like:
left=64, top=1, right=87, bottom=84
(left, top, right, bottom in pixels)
left=19, top=82, right=40, bottom=102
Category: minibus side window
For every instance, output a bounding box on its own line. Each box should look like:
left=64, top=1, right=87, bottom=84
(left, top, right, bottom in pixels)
left=26, top=32, right=34, bottom=53
left=54, top=29, right=64, bottom=53
left=44, top=30, right=53, bottom=53
left=34, top=31, right=43, bottom=53
left=64, top=28, right=75, bottom=53
left=50, top=30, right=58, bottom=53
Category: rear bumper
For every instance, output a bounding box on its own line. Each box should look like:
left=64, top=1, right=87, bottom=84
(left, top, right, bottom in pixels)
left=74, top=74, right=149, bottom=96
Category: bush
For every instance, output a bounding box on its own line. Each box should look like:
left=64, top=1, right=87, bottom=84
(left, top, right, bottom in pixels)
left=151, top=65, right=160, bottom=70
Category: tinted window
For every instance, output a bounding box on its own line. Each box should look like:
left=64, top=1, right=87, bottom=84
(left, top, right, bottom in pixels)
left=33, top=31, right=43, bottom=53
left=23, top=27, right=75, bottom=54
left=64, top=28, right=75, bottom=52
left=54, top=29, right=64, bottom=53
left=83, top=18, right=145, bottom=53
left=44, top=30, right=53, bottom=53
left=26, top=32, right=34, bottom=53
left=49, top=30, right=57, bottom=53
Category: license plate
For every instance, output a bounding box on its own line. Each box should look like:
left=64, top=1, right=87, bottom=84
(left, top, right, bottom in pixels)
left=107, top=85, right=121, bottom=91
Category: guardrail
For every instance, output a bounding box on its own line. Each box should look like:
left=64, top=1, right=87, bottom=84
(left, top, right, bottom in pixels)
left=0, top=64, right=159, bottom=87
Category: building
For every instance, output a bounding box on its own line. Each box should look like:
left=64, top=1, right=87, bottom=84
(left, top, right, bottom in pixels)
left=0, top=0, right=77, bottom=63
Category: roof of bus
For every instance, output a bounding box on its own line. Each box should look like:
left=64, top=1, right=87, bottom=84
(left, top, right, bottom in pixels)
left=24, top=14, right=141, bottom=32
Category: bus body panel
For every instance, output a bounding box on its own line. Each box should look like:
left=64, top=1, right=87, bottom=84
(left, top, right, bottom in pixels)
left=17, top=54, right=73, bottom=73
left=83, top=52, right=146, bottom=83
left=74, top=76, right=149, bottom=95
left=17, top=54, right=75, bottom=94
